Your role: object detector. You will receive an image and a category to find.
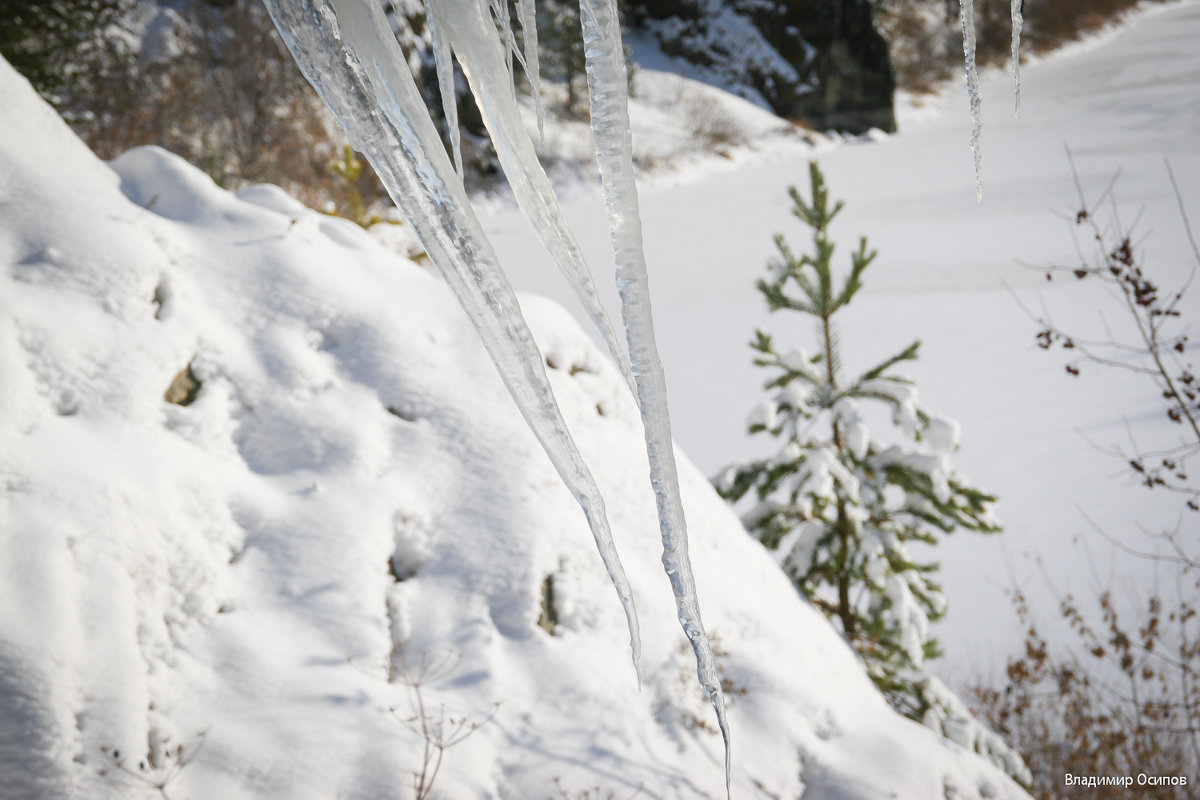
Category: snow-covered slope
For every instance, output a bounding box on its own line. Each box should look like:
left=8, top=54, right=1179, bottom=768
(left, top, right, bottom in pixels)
left=0, top=60, right=1028, bottom=799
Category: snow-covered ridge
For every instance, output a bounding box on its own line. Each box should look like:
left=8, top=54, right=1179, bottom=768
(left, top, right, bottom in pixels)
left=0, top=59, right=1028, bottom=799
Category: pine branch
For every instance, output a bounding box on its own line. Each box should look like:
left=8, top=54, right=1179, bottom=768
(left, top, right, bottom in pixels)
left=859, top=340, right=922, bottom=382
left=832, top=236, right=877, bottom=312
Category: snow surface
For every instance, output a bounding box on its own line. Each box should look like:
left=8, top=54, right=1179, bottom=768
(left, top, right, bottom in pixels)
left=479, top=0, right=1200, bottom=682
left=0, top=58, right=1031, bottom=799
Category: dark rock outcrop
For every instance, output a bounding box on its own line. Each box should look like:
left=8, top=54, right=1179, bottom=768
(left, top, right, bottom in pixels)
left=629, top=0, right=896, bottom=133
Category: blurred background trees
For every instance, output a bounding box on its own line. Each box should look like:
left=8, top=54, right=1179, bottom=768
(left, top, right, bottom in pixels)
left=0, top=0, right=124, bottom=101
left=1, top=0, right=387, bottom=214
left=0, top=0, right=1164, bottom=217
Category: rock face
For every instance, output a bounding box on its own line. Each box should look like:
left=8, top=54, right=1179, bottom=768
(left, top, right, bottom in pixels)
left=629, top=0, right=896, bottom=133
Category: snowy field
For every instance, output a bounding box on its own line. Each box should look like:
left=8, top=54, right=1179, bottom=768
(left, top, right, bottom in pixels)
left=480, top=0, right=1200, bottom=682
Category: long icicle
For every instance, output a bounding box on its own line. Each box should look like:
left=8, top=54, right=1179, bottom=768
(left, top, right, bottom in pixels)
left=516, top=0, right=545, bottom=140
left=428, top=0, right=635, bottom=390
left=487, top=0, right=516, bottom=83
left=424, top=0, right=463, bottom=178
left=262, top=0, right=642, bottom=676
left=576, top=0, right=731, bottom=792
left=959, top=0, right=983, bottom=202
left=1011, top=0, right=1024, bottom=119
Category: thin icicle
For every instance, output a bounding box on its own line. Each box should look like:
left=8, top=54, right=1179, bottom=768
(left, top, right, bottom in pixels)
left=424, top=0, right=463, bottom=178
left=516, top=0, right=545, bottom=140
left=959, top=0, right=983, bottom=202
left=1011, top=0, right=1024, bottom=119
left=577, top=0, right=731, bottom=792
left=487, top=0, right=516, bottom=84
left=428, top=0, right=634, bottom=390
left=262, top=0, right=642, bottom=675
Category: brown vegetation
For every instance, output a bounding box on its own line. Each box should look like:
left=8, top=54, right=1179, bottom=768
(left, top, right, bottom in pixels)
left=59, top=0, right=388, bottom=217
left=968, top=160, right=1199, bottom=799
left=877, top=0, right=1169, bottom=96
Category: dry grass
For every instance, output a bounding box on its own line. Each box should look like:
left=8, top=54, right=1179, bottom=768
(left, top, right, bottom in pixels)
left=880, top=0, right=1167, bottom=96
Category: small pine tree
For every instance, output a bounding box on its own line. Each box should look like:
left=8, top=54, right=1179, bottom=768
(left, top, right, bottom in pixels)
left=715, top=161, right=1000, bottom=720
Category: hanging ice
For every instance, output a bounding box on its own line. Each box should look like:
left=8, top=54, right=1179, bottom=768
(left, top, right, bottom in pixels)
left=422, top=0, right=462, bottom=177
left=424, top=0, right=634, bottom=387
left=261, top=0, right=644, bottom=670
left=1011, top=0, right=1024, bottom=118
left=265, top=0, right=728, bottom=785
left=516, top=0, right=545, bottom=138
left=959, top=0, right=983, bottom=202
left=264, top=0, right=731, bottom=782
left=577, top=0, right=731, bottom=790
left=488, top=0, right=516, bottom=79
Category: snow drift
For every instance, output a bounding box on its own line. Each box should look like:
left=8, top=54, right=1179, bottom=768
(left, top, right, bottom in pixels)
left=0, top=59, right=1028, bottom=799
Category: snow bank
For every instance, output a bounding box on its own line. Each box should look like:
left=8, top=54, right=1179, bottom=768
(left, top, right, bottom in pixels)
left=0, top=59, right=1028, bottom=799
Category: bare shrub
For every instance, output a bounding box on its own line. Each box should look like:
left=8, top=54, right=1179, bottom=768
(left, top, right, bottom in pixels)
left=971, top=583, right=1198, bottom=799
left=875, top=1, right=959, bottom=94
left=64, top=1, right=387, bottom=217
left=1021, top=0, right=1153, bottom=55
left=667, top=632, right=746, bottom=736
left=970, top=158, right=1200, bottom=798
left=679, top=90, right=746, bottom=156
left=876, top=0, right=1171, bottom=96
left=1026, top=155, right=1199, bottom=506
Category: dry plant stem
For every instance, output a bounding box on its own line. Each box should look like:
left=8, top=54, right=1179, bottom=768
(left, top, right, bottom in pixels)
left=98, top=732, right=206, bottom=800
left=1080, top=511, right=1198, bottom=571
left=393, top=654, right=498, bottom=800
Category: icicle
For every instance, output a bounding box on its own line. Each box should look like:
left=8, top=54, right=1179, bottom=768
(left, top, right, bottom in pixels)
left=424, top=0, right=463, bottom=178
left=959, top=0, right=983, bottom=202
left=577, top=0, right=731, bottom=792
left=428, top=0, right=634, bottom=390
left=487, top=0, right=516, bottom=84
left=516, top=0, right=545, bottom=140
left=262, top=0, right=642, bottom=674
left=1011, top=0, right=1023, bottom=119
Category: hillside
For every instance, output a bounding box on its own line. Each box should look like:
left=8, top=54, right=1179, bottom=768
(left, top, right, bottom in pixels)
left=0, top=58, right=1032, bottom=799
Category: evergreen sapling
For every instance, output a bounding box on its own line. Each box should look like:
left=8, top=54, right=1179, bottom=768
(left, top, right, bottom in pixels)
left=715, top=162, right=1000, bottom=722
